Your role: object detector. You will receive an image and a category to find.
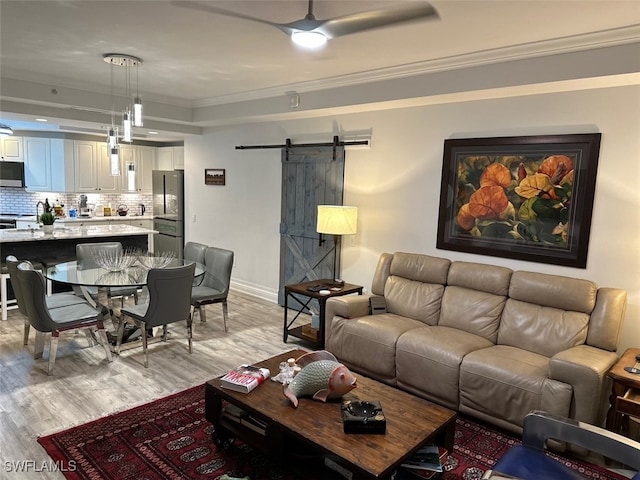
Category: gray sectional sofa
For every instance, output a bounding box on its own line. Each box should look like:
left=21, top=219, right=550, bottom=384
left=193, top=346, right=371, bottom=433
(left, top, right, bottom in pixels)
left=324, top=252, right=627, bottom=433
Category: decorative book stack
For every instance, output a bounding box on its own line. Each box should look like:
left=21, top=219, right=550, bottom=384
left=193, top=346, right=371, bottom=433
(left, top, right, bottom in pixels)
left=220, top=365, right=270, bottom=393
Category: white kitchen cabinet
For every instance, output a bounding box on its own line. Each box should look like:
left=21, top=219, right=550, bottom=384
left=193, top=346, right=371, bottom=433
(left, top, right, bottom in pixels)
left=128, top=218, right=153, bottom=229
left=24, top=137, right=74, bottom=192
left=16, top=219, right=40, bottom=229
left=74, top=141, right=119, bottom=192
left=0, top=135, right=23, bottom=161
left=156, top=146, right=184, bottom=170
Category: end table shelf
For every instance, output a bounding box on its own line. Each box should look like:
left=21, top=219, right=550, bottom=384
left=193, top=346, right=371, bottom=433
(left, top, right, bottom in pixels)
left=283, top=279, right=363, bottom=349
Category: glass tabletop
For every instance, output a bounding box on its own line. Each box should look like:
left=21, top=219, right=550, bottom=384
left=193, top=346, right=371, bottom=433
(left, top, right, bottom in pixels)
left=45, top=259, right=204, bottom=287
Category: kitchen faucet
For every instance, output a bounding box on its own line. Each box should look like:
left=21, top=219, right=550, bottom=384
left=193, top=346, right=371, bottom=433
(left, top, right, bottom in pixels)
left=36, top=201, right=45, bottom=224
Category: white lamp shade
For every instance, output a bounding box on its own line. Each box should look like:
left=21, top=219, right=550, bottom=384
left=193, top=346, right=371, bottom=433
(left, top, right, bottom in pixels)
left=317, top=206, right=358, bottom=235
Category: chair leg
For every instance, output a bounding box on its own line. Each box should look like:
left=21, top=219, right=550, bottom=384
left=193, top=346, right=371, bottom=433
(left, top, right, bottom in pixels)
left=187, top=308, right=193, bottom=354
left=161, top=325, right=168, bottom=342
left=34, top=331, right=45, bottom=359
left=95, top=322, right=113, bottom=362
left=141, top=321, right=149, bottom=368
left=222, top=301, right=229, bottom=332
left=199, top=305, right=206, bottom=323
left=23, top=319, right=30, bottom=346
left=115, top=316, right=127, bottom=354
left=48, top=331, right=59, bottom=376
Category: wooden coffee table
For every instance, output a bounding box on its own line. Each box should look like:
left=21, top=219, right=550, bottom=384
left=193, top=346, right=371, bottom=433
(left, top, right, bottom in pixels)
left=205, top=349, right=456, bottom=479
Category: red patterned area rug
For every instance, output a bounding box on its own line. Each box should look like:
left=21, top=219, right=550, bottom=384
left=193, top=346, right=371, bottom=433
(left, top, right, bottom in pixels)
left=38, top=384, right=628, bottom=480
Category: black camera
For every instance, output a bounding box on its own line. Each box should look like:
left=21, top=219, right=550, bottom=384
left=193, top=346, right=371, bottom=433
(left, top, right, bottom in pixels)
left=341, top=400, right=386, bottom=434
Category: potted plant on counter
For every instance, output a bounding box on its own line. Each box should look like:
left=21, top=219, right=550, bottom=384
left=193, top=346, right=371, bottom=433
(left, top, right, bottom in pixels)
left=39, top=212, right=56, bottom=234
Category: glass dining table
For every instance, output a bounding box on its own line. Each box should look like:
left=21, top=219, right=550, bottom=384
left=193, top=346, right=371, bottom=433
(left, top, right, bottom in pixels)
left=44, top=259, right=204, bottom=307
left=44, top=259, right=204, bottom=351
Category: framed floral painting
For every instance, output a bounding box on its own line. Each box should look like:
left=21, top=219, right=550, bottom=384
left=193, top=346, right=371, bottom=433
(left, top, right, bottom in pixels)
left=436, top=133, right=601, bottom=268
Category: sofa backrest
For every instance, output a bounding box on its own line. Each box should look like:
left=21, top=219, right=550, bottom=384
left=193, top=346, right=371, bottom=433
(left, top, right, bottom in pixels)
left=439, top=262, right=512, bottom=343
left=499, top=271, right=626, bottom=354
left=371, top=252, right=626, bottom=353
left=380, top=252, right=450, bottom=325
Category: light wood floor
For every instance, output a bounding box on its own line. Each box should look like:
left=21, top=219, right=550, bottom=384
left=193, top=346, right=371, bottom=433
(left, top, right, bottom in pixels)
left=0, top=290, right=309, bottom=480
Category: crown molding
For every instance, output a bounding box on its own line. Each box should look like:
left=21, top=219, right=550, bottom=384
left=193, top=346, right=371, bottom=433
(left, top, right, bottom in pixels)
left=193, top=24, right=640, bottom=108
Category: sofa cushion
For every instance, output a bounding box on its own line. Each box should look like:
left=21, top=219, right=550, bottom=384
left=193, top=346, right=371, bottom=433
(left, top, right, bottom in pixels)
left=509, top=271, right=597, bottom=313
left=439, top=286, right=505, bottom=343
left=329, top=313, right=423, bottom=383
left=447, top=261, right=512, bottom=296
left=390, top=252, right=451, bottom=284
left=498, top=299, right=589, bottom=357
left=459, top=345, right=573, bottom=428
left=396, top=326, right=493, bottom=409
left=385, top=276, right=443, bottom=325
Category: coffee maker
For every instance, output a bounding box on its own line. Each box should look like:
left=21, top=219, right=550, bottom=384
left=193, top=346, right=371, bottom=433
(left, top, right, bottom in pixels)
left=79, top=195, right=90, bottom=217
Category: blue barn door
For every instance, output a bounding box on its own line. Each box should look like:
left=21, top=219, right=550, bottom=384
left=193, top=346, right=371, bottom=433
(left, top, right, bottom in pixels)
left=278, top=144, right=345, bottom=306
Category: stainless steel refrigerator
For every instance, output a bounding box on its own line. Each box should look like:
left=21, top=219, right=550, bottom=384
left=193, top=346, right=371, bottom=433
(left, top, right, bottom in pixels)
left=152, top=170, right=184, bottom=260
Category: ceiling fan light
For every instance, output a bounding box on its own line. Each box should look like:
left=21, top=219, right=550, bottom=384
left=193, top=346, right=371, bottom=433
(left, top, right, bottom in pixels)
left=291, top=30, right=327, bottom=48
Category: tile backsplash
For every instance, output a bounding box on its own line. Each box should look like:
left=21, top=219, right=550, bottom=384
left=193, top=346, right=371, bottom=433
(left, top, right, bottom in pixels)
left=0, top=189, right=152, bottom=216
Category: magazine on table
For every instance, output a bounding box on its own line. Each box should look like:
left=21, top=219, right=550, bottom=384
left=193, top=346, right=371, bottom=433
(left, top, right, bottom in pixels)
left=220, top=365, right=270, bottom=393
left=401, top=445, right=446, bottom=473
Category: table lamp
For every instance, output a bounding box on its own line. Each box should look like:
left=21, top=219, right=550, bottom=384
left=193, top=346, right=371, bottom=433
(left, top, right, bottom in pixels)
left=317, top=205, right=358, bottom=284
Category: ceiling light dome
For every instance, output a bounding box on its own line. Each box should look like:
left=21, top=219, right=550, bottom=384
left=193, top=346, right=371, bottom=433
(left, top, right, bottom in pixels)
left=0, top=124, right=14, bottom=136
left=291, top=31, right=327, bottom=48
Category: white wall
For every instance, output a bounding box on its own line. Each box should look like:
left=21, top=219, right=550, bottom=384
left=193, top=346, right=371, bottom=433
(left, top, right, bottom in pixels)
left=185, top=85, right=640, bottom=354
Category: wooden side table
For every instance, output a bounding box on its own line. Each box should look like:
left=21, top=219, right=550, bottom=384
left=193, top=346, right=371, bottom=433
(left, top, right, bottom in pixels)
left=606, top=347, right=640, bottom=436
left=283, top=279, right=363, bottom=349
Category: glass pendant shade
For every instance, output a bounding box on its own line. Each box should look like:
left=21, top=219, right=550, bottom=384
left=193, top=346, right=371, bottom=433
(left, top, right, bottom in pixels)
left=110, top=146, right=120, bottom=176
left=133, top=97, right=143, bottom=127
left=122, top=110, right=132, bottom=142
left=126, top=162, right=136, bottom=191
left=107, top=126, right=118, bottom=148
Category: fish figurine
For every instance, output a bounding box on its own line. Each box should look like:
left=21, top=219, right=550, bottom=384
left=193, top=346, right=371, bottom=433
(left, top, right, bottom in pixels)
left=283, top=350, right=357, bottom=408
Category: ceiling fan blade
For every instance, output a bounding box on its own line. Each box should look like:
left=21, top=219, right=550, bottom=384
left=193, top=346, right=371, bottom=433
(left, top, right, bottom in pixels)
left=314, top=1, right=438, bottom=38
left=171, top=1, right=282, bottom=29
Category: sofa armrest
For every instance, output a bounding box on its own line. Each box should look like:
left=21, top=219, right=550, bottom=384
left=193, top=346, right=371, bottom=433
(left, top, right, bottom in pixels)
left=324, top=294, right=372, bottom=347
left=549, top=345, right=619, bottom=425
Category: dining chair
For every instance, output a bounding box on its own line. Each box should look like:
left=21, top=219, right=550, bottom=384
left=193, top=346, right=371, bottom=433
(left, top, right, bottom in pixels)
left=76, top=242, right=139, bottom=307
left=190, top=246, right=234, bottom=331
left=6, top=255, right=88, bottom=347
left=184, top=241, right=208, bottom=286
left=16, top=261, right=113, bottom=375
left=116, top=263, right=195, bottom=367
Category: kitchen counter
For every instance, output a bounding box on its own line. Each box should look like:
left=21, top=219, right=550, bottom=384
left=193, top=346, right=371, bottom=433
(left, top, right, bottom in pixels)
left=0, top=224, right=156, bottom=243
left=16, top=214, right=155, bottom=223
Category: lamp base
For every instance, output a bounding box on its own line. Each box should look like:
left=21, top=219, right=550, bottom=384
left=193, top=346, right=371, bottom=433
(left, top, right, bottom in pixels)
left=328, top=278, right=345, bottom=287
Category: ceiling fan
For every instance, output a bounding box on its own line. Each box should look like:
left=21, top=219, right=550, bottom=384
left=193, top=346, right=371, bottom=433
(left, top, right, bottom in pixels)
left=173, top=0, right=439, bottom=48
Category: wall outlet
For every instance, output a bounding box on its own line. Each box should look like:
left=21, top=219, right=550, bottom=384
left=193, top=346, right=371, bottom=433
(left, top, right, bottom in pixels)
left=192, top=213, right=196, bottom=222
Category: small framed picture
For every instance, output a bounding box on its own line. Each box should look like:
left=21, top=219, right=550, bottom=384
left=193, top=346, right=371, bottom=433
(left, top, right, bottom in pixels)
left=205, top=168, right=225, bottom=185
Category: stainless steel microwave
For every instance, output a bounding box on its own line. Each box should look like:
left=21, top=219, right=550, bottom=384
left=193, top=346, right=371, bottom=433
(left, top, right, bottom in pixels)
left=0, top=161, right=25, bottom=188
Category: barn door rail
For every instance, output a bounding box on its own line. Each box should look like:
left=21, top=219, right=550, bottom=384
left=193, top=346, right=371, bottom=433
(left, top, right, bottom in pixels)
left=235, top=135, right=368, bottom=161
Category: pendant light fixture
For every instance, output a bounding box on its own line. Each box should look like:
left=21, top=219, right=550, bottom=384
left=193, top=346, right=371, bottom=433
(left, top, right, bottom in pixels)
left=133, top=61, right=143, bottom=127
left=106, top=57, right=120, bottom=176
left=102, top=53, right=143, bottom=145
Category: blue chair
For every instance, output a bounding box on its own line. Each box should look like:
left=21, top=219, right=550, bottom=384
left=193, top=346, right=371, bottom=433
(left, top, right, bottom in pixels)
left=491, top=411, right=640, bottom=480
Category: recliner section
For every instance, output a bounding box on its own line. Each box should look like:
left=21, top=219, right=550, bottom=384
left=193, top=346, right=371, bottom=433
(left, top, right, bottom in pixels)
left=325, top=252, right=627, bottom=433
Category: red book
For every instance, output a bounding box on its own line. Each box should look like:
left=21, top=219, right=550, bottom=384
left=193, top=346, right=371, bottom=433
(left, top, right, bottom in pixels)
left=220, top=365, right=270, bottom=393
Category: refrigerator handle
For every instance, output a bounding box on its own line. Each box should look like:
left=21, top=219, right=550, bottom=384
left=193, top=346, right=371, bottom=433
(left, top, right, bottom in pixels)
left=163, top=175, right=167, bottom=214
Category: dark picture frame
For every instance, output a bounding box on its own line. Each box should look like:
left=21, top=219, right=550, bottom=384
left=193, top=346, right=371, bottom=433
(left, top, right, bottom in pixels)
left=436, top=133, right=601, bottom=268
left=205, top=168, right=225, bottom=185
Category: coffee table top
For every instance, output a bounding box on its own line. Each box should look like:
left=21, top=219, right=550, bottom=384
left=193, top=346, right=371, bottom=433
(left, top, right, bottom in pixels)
left=207, top=349, right=457, bottom=478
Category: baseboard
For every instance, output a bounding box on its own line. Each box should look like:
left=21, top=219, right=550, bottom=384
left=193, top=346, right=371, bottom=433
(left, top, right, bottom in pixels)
left=230, top=279, right=278, bottom=304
